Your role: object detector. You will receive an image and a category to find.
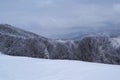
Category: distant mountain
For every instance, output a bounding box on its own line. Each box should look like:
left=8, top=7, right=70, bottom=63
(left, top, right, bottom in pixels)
left=0, top=24, right=120, bottom=65
left=57, top=26, right=120, bottom=40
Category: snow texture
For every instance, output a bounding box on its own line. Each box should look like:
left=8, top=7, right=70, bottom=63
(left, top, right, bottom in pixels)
left=0, top=54, right=120, bottom=80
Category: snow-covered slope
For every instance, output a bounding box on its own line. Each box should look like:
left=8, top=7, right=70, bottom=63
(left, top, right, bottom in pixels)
left=0, top=53, right=120, bottom=80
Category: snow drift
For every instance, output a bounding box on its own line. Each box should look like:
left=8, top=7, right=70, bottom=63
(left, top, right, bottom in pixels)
left=0, top=24, right=120, bottom=65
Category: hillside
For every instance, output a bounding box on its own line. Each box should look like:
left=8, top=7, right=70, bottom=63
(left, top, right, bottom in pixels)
left=0, top=24, right=120, bottom=65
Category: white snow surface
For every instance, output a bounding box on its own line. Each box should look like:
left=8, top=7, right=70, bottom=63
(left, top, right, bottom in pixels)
left=0, top=53, right=120, bottom=80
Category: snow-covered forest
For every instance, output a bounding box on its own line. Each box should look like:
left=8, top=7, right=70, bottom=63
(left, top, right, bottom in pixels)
left=0, top=24, right=120, bottom=65
left=1, top=0, right=120, bottom=80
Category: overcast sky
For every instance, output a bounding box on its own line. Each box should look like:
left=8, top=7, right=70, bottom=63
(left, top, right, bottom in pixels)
left=0, top=0, right=120, bottom=37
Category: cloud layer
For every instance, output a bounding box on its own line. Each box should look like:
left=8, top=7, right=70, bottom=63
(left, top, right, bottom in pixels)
left=0, top=0, right=120, bottom=37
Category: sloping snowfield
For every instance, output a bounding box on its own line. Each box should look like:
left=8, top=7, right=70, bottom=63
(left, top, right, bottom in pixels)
left=0, top=53, right=120, bottom=80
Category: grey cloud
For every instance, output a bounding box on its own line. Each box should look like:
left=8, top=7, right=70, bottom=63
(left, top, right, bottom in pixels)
left=0, top=0, right=120, bottom=38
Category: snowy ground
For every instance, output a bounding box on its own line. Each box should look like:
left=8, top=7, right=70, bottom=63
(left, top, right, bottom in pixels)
left=0, top=53, right=120, bottom=80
